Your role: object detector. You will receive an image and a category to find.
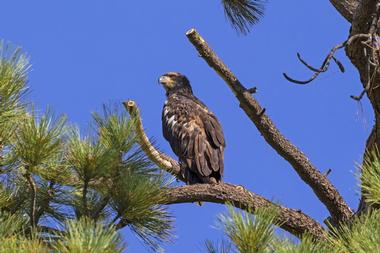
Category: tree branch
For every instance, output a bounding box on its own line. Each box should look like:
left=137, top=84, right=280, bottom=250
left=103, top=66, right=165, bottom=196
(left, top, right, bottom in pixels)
left=123, top=100, right=327, bottom=239
left=123, top=100, right=184, bottom=181
left=185, top=28, right=353, bottom=224
left=24, top=171, right=37, bottom=227
left=162, top=183, right=327, bottom=240
left=284, top=34, right=369, bottom=85
left=329, top=0, right=358, bottom=22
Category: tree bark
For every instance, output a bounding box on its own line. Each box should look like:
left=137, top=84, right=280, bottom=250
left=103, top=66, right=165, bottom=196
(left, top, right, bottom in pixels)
left=163, top=183, right=327, bottom=240
left=329, top=0, right=358, bottom=22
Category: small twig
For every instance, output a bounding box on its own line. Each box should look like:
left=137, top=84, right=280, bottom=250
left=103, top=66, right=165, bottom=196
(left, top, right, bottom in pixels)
left=351, top=90, right=367, bottom=101
left=247, top=87, right=257, bottom=94
left=284, top=34, right=370, bottom=85
left=284, top=43, right=346, bottom=85
left=332, top=56, right=345, bottom=72
left=324, top=168, right=332, bottom=177
left=296, top=52, right=325, bottom=73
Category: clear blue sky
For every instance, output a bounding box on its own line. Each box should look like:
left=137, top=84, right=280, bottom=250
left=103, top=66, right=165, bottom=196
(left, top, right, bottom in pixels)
left=1, top=1, right=371, bottom=252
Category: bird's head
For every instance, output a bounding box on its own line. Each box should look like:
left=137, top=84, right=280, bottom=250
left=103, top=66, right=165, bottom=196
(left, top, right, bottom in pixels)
left=159, top=72, right=193, bottom=95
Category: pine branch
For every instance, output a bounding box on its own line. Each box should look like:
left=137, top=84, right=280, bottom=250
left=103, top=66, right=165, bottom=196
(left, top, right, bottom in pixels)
left=123, top=100, right=326, bottom=240
left=221, top=0, right=264, bottom=34
left=185, top=28, right=353, bottom=224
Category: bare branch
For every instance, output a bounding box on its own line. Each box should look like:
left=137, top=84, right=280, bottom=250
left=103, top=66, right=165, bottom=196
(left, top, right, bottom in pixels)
left=123, top=100, right=184, bottom=181
left=350, top=90, right=367, bottom=101
left=284, top=34, right=370, bottom=85
left=329, top=0, right=358, bottom=22
left=185, top=28, right=353, bottom=224
left=123, top=100, right=326, bottom=239
left=284, top=43, right=346, bottom=85
left=162, top=183, right=327, bottom=240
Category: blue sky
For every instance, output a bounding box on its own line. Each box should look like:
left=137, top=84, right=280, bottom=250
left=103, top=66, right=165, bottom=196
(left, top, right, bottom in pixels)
left=0, top=1, right=372, bottom=252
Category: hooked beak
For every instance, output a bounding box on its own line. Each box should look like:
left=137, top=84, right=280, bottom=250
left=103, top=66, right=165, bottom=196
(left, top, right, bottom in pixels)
left=159, top=75, right=170, bottom=85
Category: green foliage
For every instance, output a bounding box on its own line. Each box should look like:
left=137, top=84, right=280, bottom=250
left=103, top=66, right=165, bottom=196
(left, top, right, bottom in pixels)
left=221, top=0, right=264, bottom=34
left=12, top=109, right=67, bottom=170
left=0, top=236, right=49, bottom=253
left=329, top=210, right=380, bottom=253
left=109, top=170, right=173, bottom=251
left=273, top=235, right=331, bottom=253
left=205, top=240, right=233, bottom=253
left=93, top=105, right=136, bottom=153
left=218, top=206, right=278, bottom=253
left=0, top=42, right=173, bottom=251
left=52, top=218, right=125, bottom=253
left=361, top=149, right=380, bottom=206
left=0, top=212, right=49, bottom=253
left=0, top=211, right=27, bottom=237
left=0, top=41, right=29, bottom=144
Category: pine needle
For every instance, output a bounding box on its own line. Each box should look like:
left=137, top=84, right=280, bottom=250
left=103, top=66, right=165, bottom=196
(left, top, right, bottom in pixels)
left=221, top=0, right=265, bottom=34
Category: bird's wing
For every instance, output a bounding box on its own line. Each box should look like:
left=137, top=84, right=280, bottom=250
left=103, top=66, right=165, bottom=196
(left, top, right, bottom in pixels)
left=162, top=96, right=225, bottom=178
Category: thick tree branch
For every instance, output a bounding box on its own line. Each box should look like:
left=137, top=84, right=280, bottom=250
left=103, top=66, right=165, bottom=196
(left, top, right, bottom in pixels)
left=162, top=183, right=326, bottom=240
left=123, top=100, right=327, bottom=239
left=186, top=28, right=353, bottom=224
left=329, top=0, right=358, bottom=22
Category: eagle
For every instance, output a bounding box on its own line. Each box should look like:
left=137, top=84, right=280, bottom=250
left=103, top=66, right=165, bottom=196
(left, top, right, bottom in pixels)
left=159, top=72, right=225, bottom=184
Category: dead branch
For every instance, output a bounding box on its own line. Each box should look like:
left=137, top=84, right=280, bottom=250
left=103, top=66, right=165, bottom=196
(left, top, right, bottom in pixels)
left=284, top=43, right=345, bottom=85
left=163, top=183, right=327, bottom=240
left=351, top=90, right=367, bottom=101
left=122, top=100, right=327, bottom=239
left=123, top=100, right=184, bottom=181
left=185, top=28, right=353, bottom=224
left=284, top=34, right=370, bottom=85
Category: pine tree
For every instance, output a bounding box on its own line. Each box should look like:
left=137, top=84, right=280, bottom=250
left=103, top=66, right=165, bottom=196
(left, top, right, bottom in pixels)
left=2, top=1, right=380, bottom=252
left=0, top=42, right=173, bottom=252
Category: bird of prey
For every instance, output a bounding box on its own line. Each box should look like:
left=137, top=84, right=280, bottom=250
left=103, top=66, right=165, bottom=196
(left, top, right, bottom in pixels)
left=159, top=72, right=225, bottom=184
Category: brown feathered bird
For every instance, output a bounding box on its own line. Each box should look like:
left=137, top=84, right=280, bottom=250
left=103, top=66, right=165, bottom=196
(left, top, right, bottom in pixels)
left=159, top=72, right=225, bottom=184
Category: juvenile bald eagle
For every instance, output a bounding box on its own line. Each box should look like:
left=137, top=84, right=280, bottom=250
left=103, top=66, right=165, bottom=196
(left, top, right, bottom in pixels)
left=159, top=72, right=225, bottom=184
